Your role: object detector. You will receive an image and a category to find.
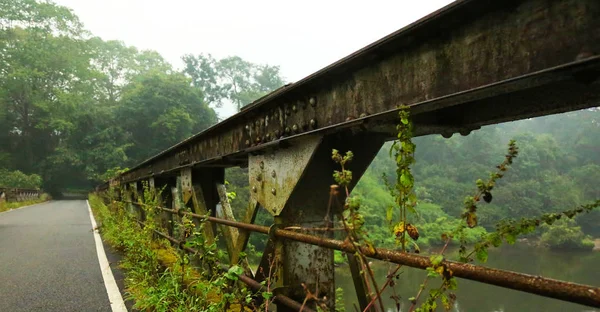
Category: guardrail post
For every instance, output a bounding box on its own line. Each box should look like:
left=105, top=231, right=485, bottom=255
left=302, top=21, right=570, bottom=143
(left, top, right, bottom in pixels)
left=249, top=132, right=385, bottom=310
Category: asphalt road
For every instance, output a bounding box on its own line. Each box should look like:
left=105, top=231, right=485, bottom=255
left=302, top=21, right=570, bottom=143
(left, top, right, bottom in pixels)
left=0, top=200, right=113, bottom=312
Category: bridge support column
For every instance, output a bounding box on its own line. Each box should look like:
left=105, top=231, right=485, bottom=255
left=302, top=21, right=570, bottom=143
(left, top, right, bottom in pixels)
left=250, top=132, right=385, bottom=310
left=190, top=168, right=224, bottom=240
left=152, top=176, right=176, bottom=235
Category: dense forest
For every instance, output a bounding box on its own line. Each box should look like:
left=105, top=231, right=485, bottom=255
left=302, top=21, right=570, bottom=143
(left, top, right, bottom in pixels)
left=1, top=0, right=599, bottom=251
left=0, top=0, right=285, bottom=193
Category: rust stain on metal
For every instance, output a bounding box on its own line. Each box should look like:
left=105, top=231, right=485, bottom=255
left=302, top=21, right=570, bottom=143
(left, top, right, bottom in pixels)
left=248, top=135, right=323, bottom=216
left=113, top=0, right=600, bottom=184
left=121, top=200, right=600, bottom=308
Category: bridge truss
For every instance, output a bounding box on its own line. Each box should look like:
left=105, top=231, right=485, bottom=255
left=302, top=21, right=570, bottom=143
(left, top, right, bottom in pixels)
left=100, top=0, right=600, bottom=310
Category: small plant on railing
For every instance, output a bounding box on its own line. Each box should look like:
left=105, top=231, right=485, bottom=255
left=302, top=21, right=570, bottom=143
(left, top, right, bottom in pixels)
left=385, top=105, right=419, bottom=253
left=407, top=140, right=519, bottom=311
left=332, top=149, right=385, bottom=311
left=462, top=200, right=600, bottom=265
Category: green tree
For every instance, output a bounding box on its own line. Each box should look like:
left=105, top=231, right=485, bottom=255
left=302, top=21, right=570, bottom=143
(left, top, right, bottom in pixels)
left=540, top=218, right=595, bottom=250
left=0, top=1, right=92, bottom=177
left=117, top=71, right=217, bottom=163
left=182, top=54, right=285, bottom=111
left=0, top=169, right=42, bottom=188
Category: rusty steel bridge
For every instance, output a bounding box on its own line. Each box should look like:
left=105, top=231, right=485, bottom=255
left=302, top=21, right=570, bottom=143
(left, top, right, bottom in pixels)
left=100, top=0, right=600, bottom=310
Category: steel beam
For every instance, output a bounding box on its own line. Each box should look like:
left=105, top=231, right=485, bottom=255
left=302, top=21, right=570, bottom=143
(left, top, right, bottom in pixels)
left=248, top=131, right=385, bottom=310
left=115, top=0, right=600, bottom=184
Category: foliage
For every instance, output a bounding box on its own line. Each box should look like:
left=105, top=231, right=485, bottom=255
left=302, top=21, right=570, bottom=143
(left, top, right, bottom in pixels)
left=350, top=109, right=600, bottom=253
left=332, top=148, right=385, bottom=310
left=0, top=193, right=49, bottom=212
left=461, top=140, right=518, bottom=228
left=385, top=105, right=418, bottom=252
left=90, top=185, right=264, bottom=311
left=182, top=54, right=285, bottom=111
left=540, top=218, right=595, bottom=250
left=97, top=167, right=129, bottom=182
left=0, top=0, right=284, bottom=193
left=0, top=169, right=42, bottom=188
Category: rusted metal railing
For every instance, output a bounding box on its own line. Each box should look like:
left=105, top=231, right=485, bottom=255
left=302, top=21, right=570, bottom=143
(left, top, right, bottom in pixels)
left=122, top=200, right=600, bottom=308
left=134, top=219, right=315, bottom=312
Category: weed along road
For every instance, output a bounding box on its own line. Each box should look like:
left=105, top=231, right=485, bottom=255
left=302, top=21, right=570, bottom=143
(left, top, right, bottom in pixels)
left=0, top=200, right=125, bottom=312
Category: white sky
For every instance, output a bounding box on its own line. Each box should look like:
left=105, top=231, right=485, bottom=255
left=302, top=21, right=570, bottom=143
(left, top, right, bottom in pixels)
left=53, top=0, right=454, bottom=118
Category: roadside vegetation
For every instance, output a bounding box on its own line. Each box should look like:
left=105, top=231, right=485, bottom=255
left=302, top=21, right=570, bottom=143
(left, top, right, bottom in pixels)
left=0, top=169, right=49, bottom=213
left=89, top=192, right=265, bottom=311
left=0, top=193, right=50, bottom=213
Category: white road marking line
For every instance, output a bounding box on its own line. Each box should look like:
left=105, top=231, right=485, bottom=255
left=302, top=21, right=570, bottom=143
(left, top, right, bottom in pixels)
left=86, top=200, right=127, bottom=312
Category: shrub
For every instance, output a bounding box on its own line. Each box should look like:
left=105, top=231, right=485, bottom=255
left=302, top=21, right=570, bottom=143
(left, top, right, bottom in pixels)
left=540, top=219, right=594, bottom=251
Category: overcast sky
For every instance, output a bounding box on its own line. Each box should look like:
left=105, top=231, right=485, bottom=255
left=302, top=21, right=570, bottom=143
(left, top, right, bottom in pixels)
left=53, top=0, right=453, bottom=117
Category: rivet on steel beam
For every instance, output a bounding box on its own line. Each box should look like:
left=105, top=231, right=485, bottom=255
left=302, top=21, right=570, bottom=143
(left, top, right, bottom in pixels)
left=271, top=170, right=276, bottom=178
left=260, top=161, right=264, bottom=169
left=292, top=124, right=298, bottom=133
left=271, top=188, right=276, bottom=195
left=245, top=124, right=250, bottom=132
left=256, top=174, right=262, bottom=182
left=310, top=119, right=317, bottom=129
left=442, top=132, right=453, bottom=139
left=266, top=133, right=271, bottom=140
left=309, top=97, right=317, bottom=107
left=255, top=120, right=260, bottom=126
left=285, top=127, right=290, bottom=134
left=245, top=139, right=250, bottom=146
left=292, top=104, right=297, bottom=112
left=252, top=186, right=257, bottom=193
left=360, top=112, right=368, bottom=118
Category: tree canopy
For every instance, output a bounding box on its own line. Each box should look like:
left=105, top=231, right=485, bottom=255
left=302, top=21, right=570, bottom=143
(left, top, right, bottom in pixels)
left=0, top=0, right=285, bottom=193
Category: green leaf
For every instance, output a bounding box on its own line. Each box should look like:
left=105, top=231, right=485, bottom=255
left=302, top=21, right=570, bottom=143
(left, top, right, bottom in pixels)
left=505, top=233, right=517, bottom=245
left=400, top=174, right=411, bottom=187
left=476, top=248, right=488, bottom=263
left=262, top=291, right=273, bottom=300
left=386, top=206, right=393, bottom=222
left=430, top=255, right=444, bottom=266
left=227, top=265, right=243, bottom=277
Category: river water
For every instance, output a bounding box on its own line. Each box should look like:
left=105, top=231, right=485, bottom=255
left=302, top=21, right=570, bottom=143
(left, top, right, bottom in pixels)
left=335, top=245, right=600, bottom=312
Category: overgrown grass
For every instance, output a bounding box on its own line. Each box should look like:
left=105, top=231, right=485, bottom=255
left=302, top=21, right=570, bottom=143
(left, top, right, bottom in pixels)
left=88, top=193, right=254, bottom=311
left=0, top=193, right=50, bottom=213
